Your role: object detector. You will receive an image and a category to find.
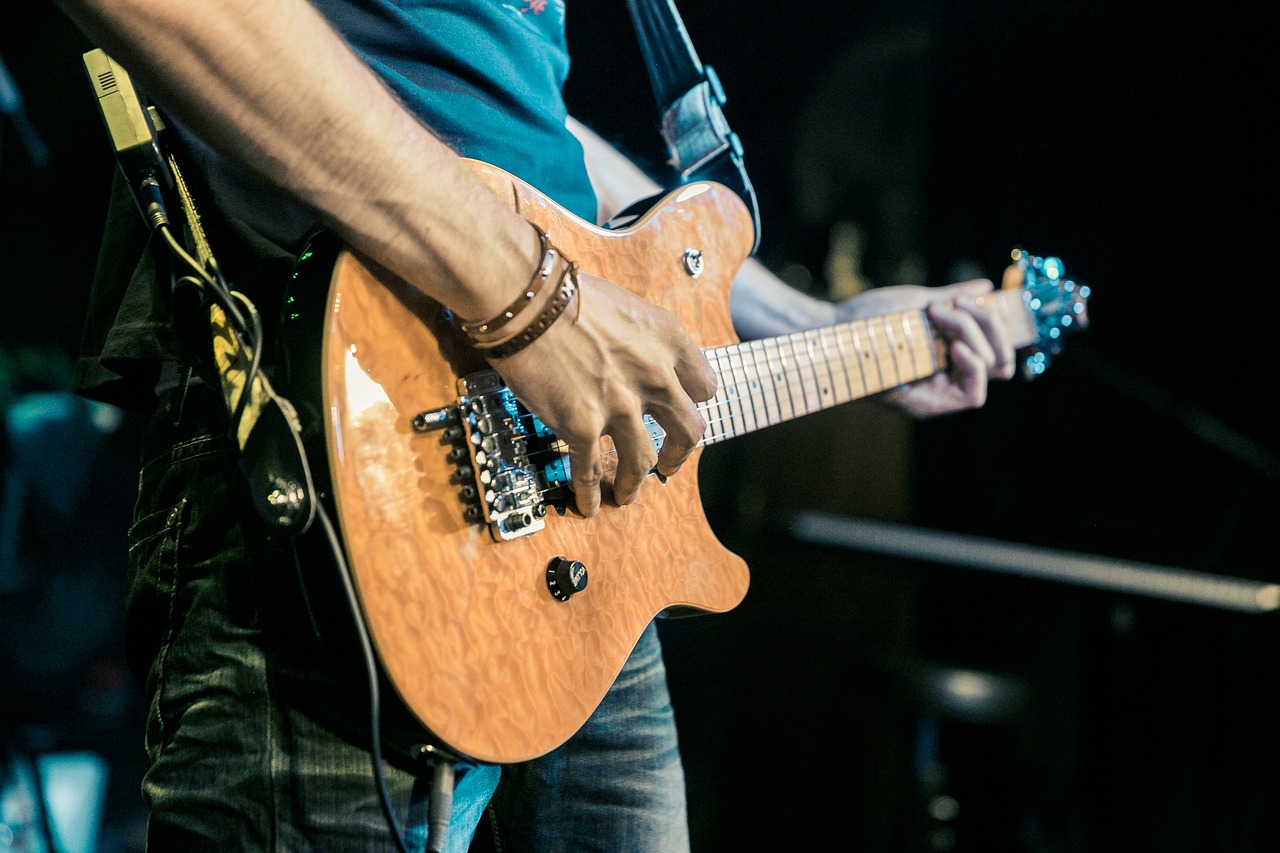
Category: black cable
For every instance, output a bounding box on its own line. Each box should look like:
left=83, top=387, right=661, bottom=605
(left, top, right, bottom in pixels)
left=314, top=501, right=412, bottom=853
left=155, top=216, right=265, bottom=445
left=147, top=174, right=430, bottom=852
left=222, top=291, right=264, bottom=439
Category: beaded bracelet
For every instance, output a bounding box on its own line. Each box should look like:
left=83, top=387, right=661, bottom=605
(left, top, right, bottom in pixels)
left=456, top=223, right=558, bottom=341
left=476, top=263, right=580, bottom=360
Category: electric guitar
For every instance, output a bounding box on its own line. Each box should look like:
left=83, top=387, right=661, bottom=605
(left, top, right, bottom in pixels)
left=283, top=159, right=1089, bottom=764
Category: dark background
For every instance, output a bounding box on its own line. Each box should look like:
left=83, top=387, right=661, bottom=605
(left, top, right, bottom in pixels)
left=3, top=2, right=1277, bottom=852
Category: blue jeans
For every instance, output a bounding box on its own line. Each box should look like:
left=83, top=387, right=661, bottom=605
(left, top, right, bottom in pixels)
left=127, top=375, right=689, bottom=851
left=487, top=621, right=690, bottom=853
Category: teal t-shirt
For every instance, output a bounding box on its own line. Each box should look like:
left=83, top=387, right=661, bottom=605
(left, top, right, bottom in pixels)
left=312, top=0, right=597, bottom=221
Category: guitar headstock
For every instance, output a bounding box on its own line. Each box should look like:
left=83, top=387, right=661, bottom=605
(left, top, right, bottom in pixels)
left=1004, top=247, right=1091, bottom=379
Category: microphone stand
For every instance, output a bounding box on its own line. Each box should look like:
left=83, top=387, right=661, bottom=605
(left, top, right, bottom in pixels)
left=788, top=511, right=1279, bottom=613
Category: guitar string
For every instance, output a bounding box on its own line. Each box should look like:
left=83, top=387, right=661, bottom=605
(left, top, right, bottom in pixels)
left=473, top=312, right=942, bottom=506
left=456, top=285, right=1049, bottom=512
left=465, top=285, right=1018, bottom=473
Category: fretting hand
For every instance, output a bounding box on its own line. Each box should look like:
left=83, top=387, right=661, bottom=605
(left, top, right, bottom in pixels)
left=833, top=278, right=1017, bottom=417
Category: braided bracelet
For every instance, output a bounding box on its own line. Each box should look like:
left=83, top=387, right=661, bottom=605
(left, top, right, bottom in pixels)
left=456, top=223, right=557, bottom=340
left=477, top=264, right=579, bottom=360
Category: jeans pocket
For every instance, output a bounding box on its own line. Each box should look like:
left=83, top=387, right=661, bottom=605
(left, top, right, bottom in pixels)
left=127, top=497, right=187, bottom=763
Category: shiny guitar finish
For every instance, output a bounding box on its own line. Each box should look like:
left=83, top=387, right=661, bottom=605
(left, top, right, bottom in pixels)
left=287, top=158, right=1088, bottom=764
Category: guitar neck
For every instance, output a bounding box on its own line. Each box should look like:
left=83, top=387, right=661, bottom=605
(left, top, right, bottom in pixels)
left=697, top=288, right=1035, bottom=444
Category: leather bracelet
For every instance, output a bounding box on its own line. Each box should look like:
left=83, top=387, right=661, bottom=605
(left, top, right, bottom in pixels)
left=477, top=264, right=579, bottom=360
left=456, top=223, right=557, bottom=340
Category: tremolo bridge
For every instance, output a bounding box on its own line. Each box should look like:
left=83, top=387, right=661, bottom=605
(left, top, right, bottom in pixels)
left=413, top=369, right=570, bottom=541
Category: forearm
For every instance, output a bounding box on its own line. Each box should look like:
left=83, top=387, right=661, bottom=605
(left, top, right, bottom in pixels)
left=726, top=258, right=839, bottom=340
left=55, top=0, right=539, bottom=321
left=568, top=115, right=660, bottom=225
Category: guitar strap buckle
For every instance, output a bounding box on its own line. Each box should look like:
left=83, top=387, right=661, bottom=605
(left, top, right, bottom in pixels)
left=660, top=68, right=734, bottom=175
left=628, top=0, right=762, bottom=254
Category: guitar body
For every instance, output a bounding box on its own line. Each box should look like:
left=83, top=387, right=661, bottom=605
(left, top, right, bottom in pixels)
left=296, top=160, right=756, bottom=763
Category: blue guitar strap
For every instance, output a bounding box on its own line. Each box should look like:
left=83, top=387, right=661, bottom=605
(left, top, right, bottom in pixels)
left=626, top=0, right=762, bottom=254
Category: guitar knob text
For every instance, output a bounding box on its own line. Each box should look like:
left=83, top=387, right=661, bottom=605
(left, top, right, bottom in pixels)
left=547, top=556, right=588, bottom=602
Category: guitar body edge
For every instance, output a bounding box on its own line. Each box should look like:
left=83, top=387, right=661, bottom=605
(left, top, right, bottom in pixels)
left=319, top=161, right=756, bottom=763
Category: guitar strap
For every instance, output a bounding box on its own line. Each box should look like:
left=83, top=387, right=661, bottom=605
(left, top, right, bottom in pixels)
left=83, top=49, right=318, bottom=537
left=626, top=0, right=762, bottom=254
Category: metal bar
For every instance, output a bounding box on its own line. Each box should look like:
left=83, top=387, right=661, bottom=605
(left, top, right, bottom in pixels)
left=789, top=511, right=1279, bottom=614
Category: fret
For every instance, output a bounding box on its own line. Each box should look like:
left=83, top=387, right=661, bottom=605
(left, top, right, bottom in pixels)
left=744, top=345, right=766, bottom=433
left=714, top=348, right=740, bottom=439
left=883, top=311, right=924, bottom=385
left=828, top=326, right=859, bottom=405
left=814, top=327, right=853, bottom=407
left=801, top=330, right=828, bottom=415
left=826, top=324, right=859, bottom=403
left=722, top=346, right=745, bottom=438
left=750, top=339, right=785, bottom=426
left=702, top=348, right=730, bottom=443
left=855, top=319, right=888, bottom=394
left=770, top=335, right=802, bottom=420
left=726, top=347, right=758, bottom=435
left=875, top=315, right=903, bottom=387
left=835, top=320, right=870, bottom=400
left=895, top=312, right=922, bottom=382
left=801, top=328, right=840, bottom=411
left=900, top=310, right=936, bottom=381
left=781, top=332, right=818, bottom=417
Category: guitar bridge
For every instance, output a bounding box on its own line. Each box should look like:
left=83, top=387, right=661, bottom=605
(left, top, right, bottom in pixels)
left=420, top=369, right=569, bottom=541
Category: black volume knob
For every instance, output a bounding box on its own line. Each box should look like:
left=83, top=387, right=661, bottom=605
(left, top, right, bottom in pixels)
left=546, top=556, right=588, bottom=602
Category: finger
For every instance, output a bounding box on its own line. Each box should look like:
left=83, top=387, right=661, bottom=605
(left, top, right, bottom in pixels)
left=963, top=297, right=1017, bottom=380
left=933, top=278, right=994, bottom=302
left=660, top=340, right=714, bottom=476
left=673, top=345, right=718, bottom=403
left=608, top=414, right=659, bottom=506
left=566, top=438, right=603, bottom=517
left=955, top=297, right=1002, bottom=371
left=947, top=339, right=989, bottom=408
left=972, top=306, right=1013, bottom=379
left=929, top=300, right=998, bottom=371
left=646, top=381, right=708, bottom=478
left=654, top=409, right=705, bottom=479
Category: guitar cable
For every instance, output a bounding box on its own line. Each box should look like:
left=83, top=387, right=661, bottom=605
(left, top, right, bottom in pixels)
left=143, top=179, right=432, bottom=853
left=90, top=50, right=441, bottom=850
left=313, top=499, right=418, bottom=853
left=142, top=175, right=265, bottom=441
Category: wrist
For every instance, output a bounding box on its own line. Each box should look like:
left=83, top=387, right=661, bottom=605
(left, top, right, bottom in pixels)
left=456, top=224, right=558, bottom=342
left=454, top=224, right=581, bottom=360
left=449, top=218, right=547, bottom=324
